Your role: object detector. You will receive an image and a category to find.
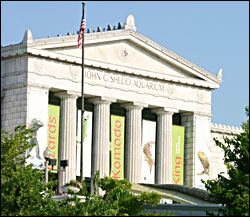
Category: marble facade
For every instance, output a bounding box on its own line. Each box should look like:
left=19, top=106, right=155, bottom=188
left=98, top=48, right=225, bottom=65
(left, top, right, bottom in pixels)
left=1, top=15, right=243, bottom=189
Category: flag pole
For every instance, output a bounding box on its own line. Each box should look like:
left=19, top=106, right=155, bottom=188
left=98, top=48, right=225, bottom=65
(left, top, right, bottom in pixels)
left=80, top=2, right=85, bottom=183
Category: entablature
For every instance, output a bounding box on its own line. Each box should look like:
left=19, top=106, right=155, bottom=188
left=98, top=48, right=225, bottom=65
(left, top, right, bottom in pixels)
left=1, top=48, right=220, bottom=90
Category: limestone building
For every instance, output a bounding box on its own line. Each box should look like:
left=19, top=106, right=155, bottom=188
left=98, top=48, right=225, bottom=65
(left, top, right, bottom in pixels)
left=1, top=15, right=243, bottom=190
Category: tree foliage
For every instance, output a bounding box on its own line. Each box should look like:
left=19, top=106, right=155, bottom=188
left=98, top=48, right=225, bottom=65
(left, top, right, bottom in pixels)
left=100, top=174, right=161, bottom=216
left=1, top=125, right=33, bottom=181
left=203, top=106, right=249, bottom=216
left=1, top=126, right=58, bottom=216
left=1, top=125, right=161, bottom=216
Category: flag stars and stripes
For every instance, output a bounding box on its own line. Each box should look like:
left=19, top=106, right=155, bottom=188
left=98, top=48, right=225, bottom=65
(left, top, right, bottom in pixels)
left=78, top=18, right=85, bottom=49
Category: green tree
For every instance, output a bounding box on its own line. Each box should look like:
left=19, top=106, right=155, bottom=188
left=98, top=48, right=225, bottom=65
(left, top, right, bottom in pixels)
left=1, top=126, right=58, bottom=216
left=100, top=175, right=161, bottom=216
left=67, top=171, right=161, bottom=216
left=1, top=125, right=161, bottom=216
left=1, top=126, right=119, bottom=216
left=203, top=106, right=249, bottom=216
left=1, top=125, right=33, bottom=181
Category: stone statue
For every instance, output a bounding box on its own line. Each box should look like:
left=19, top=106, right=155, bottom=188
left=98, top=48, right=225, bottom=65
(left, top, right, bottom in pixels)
left=28, top=119, right=44, bottom=161
left=143, top=142, right=155, bottom=174
left=197, top=151, right=210, bottom=176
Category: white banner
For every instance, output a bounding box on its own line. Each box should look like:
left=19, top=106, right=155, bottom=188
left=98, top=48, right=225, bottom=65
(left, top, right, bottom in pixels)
left=76, top=110, right=93, bottom=177
left=194, top=116, right=211, bottom=189
left=141, top=119, right=156, bottom=184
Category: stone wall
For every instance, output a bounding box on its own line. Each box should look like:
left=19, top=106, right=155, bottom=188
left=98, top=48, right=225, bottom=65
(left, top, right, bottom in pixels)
left=209, top=123, right=244, bottom=179
left=1, top=87, right=28, bottom=132
left=1, top=56, right=28, bottom=132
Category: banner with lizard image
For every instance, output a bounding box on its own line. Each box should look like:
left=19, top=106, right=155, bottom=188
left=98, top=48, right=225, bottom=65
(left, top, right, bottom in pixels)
left=110, top=115, right=125, bottom=179
left=76, top=110, right=93, bottom=177
left=141, top=119, right=156, bottom=184
left=172, top=125, right=185, bottom=185
left=47, top=104, right=60, bottom=172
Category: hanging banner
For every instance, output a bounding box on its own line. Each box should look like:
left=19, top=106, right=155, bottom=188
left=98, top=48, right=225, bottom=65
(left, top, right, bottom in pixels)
left=76, top=110, right=93, bottom=177
left=172, top=125, right=185, bottom=185
left=141, top=119, right=156, bottom=184
left=110, top=115, right=125, bottom=179
left=47, top=104, right=60, bottom=172
left=194, top=116, right=211, bottom=189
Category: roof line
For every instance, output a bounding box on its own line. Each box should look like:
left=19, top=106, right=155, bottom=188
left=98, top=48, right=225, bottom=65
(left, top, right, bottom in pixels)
left=2, top=28, right=222, bottom=85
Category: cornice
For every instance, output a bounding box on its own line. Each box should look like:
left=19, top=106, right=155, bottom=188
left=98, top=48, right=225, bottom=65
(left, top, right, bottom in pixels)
left=211, top=123, right=243, bottom=134
left=130, top=31, right=221, bottom=85
left=2, top=28, right=221, bottom=86
left=1, top=47, right=219, bottom=90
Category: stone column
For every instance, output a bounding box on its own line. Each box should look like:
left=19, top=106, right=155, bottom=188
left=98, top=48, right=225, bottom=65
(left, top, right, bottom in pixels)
left=180, top=112, right=195, bottom=187
left=153, top=108, right=178, bottom=184
left=181, top=112, right=212, bottom=188
left=88, top=97, right=116, bottom=178
left=55, top=91, right=79, bottom=187
left=122, top=102, right=147, bottom=183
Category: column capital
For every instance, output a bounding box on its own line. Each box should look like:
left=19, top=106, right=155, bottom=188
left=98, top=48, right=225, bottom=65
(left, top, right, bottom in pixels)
left=88, top=96, right=116, bottom=105
left=121, top=102, right=148, bottom=111
left=152, top=107, right=178, bottom=115
left=54, top=90, right=80, bottom=99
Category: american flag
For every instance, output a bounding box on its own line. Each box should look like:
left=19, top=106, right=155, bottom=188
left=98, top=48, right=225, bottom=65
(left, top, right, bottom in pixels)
left=78, top=17, right=85, bottom=49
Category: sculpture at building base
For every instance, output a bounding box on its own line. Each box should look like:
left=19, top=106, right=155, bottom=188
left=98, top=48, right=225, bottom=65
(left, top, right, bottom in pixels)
left=26, top=118, right=44, bottom=169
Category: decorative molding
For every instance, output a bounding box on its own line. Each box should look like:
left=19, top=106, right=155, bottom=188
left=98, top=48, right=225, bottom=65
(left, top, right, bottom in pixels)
left=216, top=68, right=223, bottom=81
left=27, top=83, right=50, bottom=90
left=131, top=31, right=220, bottom=84
left=26, top=65, right=212, bottom=107
left=121, top=102, right=147, bottom=110
left=166, top=85, right=176, bottom=97
left=88, top=96, right=116, bottom=104
left=54, top=90, right=80, bottom=99
left=180, top=111, right=213, bottom=118
left=211, top=123, right=243, bottom=134
left=2, top=46, right=220, bottom=90
left=22, top=29, right=33, bottom=44
left=69, top=64, right=79, bottom=80
left=124, top=14, right=136, bottom=31
left=2, top=28, right=220, bottom=85
left=119, top=45, right=131, bottom=64
left=197, top=90, right=204, bottom=102
left=34, top=59, right=45, bottom=73
left=152, top=107, right=178, bottom=114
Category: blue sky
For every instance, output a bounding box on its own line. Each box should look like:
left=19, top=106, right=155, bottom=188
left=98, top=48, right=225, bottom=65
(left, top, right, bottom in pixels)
left=1, top=1, right=249, bottom=127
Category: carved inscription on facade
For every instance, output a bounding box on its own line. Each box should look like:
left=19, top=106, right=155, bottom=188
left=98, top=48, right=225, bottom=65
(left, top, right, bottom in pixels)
left=84, top=69, right=165, bottom=93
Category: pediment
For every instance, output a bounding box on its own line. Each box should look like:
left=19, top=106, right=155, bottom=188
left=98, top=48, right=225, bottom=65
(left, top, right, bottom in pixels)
left=15, top=28, right=221, bottom=88
left=52, top=40, right=201, bottom=81
left=51, top=43, right=208, bottom=83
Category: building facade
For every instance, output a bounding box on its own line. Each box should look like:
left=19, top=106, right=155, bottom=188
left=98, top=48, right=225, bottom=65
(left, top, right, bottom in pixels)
left=1, top=15, right=243, bottom=190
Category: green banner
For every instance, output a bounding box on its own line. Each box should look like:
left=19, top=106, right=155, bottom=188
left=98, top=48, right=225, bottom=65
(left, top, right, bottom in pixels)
left=172, top=125, right=185, bottom=185
left=47, top=104, right=60, bottom=172
left=110, top=115, right=125, bottom=179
